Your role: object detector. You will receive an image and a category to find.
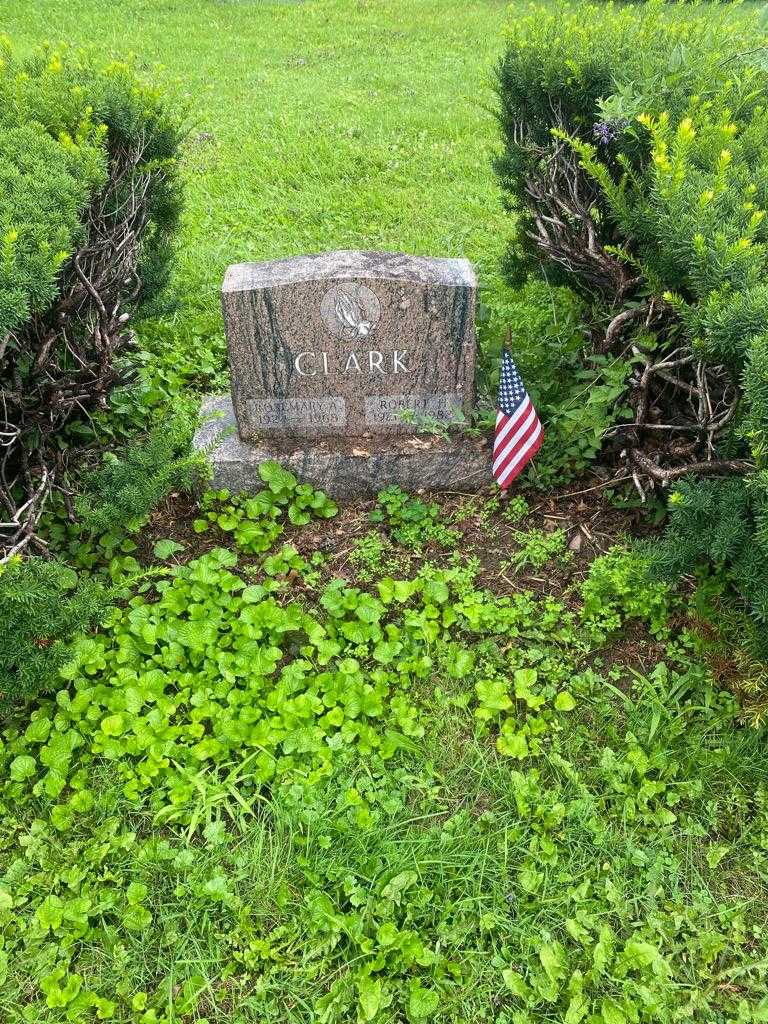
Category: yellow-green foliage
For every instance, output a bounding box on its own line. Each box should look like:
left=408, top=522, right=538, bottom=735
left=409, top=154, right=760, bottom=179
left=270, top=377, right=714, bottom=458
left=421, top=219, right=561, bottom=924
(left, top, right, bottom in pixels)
left=0, top=42, right=106, bottom=337
left=494, top=0, right=765, bottom=286
left=495, top=1, right=768, bottom=645
left=0, top=40, right=181, bottom=340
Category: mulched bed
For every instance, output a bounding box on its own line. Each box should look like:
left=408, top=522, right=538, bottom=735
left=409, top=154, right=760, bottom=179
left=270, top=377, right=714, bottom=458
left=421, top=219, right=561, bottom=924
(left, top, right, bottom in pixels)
left=137, top=473, right=662, bottom=601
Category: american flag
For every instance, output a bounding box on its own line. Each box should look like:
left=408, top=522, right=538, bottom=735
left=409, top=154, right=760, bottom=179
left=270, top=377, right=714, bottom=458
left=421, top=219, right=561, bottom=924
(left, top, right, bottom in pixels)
left=493, top=349, right=543, bottom=490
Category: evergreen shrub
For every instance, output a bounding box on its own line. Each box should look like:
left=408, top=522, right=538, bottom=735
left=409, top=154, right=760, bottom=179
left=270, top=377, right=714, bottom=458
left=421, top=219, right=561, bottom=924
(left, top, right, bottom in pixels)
left=494, top=1, right=768, bottom=647
left=74, top=411, right=203, bottom=536
left=0, top=41, right=184, bottom=706
left=0, top=557, right=106, bottom=703
left=0, top=40, right=183, bottom=559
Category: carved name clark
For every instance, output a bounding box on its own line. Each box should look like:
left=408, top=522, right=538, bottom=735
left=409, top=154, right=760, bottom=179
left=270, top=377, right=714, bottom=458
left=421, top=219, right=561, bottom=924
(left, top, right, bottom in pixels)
left=222, top=250, right=477, bottom=439
left=293, top=350, right=410, bottom=376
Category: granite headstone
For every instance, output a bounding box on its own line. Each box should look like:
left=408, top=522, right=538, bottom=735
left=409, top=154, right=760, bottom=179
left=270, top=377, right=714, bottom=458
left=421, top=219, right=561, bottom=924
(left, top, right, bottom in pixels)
left=194, top=250, right=491, bottom=497
left=221, top=250, right=476, bottom=438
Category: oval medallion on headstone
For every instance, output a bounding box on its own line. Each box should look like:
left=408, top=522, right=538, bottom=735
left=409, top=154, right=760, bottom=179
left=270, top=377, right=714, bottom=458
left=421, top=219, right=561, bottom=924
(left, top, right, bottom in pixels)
left=321, top=282, right=381, bottom=340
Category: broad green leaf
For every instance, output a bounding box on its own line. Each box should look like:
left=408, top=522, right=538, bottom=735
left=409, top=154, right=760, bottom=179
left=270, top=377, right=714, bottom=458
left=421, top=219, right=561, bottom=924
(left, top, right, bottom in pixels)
left=423, top=579, right=449, bottom=604
left=381, top=870, right=417, bottom=902
left=288, top=504, right=311, bottom=526
left=618, top=937, right=668, bottom=976
left=407, top=982, right=439, bottom=1021
left=43, top=768, right=68, bottom=799
left=50, top=804, right=74, bottom=831
left=377, top=921, right=399, bottom=947
left=259, top=460, right=297, bottom=493
left=502, top=969, right=531, bottom=999
left=600, top=998, right=628, bottom=1024
left=24, top=717, right=52, bottom=744
left=514, top=668, right=538, bottom=689
left=565, top=993, right=589, bottom=1024
left=39, top=731, right=77, bottom=773
left=9, top=755, right=36, bottom=782
left=539, top=941, right=567, bottom=985
left=476, top=679, right=512, bottom=712
left=448, top=648, right=475, bottom=678
left=357, top=976, right=382, bottom=1021
left=393, top=579, right=418, bottom=602
left=518, top=862, right=543, bottom=893
left=555, top=691, right=576, bottom=711
left=593, top=925, right=615, bottom=974
left=565, top=917, right=591, bottom=944
left=202, top=873, right=233, bottom=901
left=123, top=904, right=152, bottom=932
left=101, top=714, right=125, bottom=737
left=152, top=538, right=185, bottom=560
left=497, top=727, right=529, bottom=759
left=514, top=668, right=545, bottom=709
left=36, top=895, right=64, bottom=932
left=126, top=882, right=148, bottom=905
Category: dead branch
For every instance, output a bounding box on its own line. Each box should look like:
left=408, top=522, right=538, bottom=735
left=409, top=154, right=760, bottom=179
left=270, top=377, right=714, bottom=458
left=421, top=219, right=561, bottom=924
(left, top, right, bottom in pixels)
left=0, top=138, right=166, bottom=560
left=523, top=139, right=641, bottom=301
left=630, top=450, right=750, bottom=483
left=601, top=305, right=650, bottom=354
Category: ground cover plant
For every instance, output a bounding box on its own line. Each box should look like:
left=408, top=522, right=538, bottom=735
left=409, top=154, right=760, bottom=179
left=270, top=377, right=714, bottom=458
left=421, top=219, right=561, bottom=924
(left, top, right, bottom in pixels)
left=3, top=485, right=768, bottom=1023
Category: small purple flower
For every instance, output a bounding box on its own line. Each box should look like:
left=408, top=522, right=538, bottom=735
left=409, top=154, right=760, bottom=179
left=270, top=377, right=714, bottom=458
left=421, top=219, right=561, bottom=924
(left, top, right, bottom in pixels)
left=592, top=118, right=628, bottom=145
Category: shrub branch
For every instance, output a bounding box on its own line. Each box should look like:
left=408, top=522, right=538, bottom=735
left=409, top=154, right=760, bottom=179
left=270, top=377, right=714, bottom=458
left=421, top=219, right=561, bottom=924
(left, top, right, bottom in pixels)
left=0, top=135, right=170, bottom=560
left=519, top=142, right=749, bottom=497
left=524, top=140, right=642, bottom=301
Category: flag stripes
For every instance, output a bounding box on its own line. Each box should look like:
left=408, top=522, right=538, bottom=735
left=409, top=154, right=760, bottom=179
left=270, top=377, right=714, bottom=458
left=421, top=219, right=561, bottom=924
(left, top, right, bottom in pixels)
left=493, top=350, right=543, bottom=490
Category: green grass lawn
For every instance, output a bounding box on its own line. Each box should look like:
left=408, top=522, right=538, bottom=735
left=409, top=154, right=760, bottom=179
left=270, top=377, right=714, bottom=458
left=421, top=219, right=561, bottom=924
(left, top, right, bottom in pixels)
left=3, top=1, right=768, bottom=1022
left=1, top=0, right=511, bottom=362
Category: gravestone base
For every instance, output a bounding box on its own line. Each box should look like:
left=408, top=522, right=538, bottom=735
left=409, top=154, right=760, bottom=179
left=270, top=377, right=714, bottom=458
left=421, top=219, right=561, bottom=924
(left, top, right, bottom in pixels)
left=194, top=396, right=492, bottom=499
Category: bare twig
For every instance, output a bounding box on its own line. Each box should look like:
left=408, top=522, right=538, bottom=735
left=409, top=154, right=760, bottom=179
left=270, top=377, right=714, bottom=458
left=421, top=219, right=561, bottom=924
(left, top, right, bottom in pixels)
left=523, top=138, right=640, bottom=301
left=1, top=138, right=163, bottom=560
left=601, top=305, right=649, bottom=354
left=631, top=450, right=750, bottom=483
